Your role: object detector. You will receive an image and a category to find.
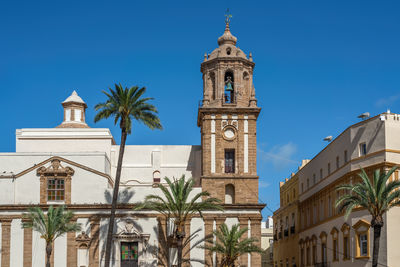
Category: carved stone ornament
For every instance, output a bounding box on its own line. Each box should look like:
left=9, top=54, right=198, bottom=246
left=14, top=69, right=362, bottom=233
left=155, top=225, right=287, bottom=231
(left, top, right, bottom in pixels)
left=37, top=159, right=74, bottom=177
left=76, top=231, right=91, bottom=248
left=114, top=218, right=150, bottom=248
left=221, top=119, right=238, bottom=130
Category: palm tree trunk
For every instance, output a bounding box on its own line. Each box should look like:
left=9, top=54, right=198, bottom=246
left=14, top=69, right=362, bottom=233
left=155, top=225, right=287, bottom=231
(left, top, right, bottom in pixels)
left=46, top=242, right=52, bottom=267
left=104, top=129, right=128, bottom=267
left=372, top=224, right=382, bottom=267
left=177, top=237, right=183, bottom=267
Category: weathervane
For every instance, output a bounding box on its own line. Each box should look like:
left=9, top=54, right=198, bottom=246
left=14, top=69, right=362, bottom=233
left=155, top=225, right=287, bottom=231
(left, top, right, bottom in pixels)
left=224, top=8, right=232, bottom=25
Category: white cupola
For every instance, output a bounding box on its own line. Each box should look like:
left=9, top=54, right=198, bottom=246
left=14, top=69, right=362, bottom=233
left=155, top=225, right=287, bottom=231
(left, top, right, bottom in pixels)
left=56, top=90, right=89, bottom=128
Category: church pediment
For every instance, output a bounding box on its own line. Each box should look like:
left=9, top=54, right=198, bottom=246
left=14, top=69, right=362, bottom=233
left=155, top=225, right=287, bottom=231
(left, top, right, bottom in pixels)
left=3, top=156, right=112, bottom=186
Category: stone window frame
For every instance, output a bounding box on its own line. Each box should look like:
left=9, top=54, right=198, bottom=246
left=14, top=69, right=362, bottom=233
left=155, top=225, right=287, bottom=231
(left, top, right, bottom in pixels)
left=319, top=231, right=327, bottom=263
left=311, top=235, right=317, bottom=265
left=341, top=223, right=351, bottom=261
left=298, top=239, right=305, bottom=267
left=305, top=237, right=310, bottom=266
left=353, top=219, right=371, bottom=259
left=37, top=159, right=74, bottom=204
left=330, top=227, right=339, bottom=262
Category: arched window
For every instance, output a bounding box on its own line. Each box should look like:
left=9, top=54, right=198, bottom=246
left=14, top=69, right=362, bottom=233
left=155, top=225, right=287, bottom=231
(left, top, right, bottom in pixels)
left=225, top=184, right=235, bottom=204
left=153, top=170, right=161, bottom=183
left=224, top=71, right=234, bottom=103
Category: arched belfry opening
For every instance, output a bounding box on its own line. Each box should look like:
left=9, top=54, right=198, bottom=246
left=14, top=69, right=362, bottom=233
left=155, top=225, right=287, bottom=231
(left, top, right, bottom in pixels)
left=225, top=184, right=235, bottom=204
left=224, top=71, right=234, bottom=103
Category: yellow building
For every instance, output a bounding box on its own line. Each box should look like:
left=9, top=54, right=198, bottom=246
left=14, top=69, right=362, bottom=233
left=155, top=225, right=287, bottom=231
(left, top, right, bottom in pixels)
left=273, top=112, right=400, bottom=267
left=272, top=161, right=305, bottom=267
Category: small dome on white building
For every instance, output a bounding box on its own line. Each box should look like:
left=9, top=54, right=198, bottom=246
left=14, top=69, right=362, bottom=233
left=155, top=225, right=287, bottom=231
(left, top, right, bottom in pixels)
left=56, top=90, right=89, bottom=128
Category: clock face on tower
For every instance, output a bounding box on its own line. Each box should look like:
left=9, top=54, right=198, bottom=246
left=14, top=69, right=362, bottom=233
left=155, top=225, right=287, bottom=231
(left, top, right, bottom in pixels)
left=223, top=126, right=236, bottom=140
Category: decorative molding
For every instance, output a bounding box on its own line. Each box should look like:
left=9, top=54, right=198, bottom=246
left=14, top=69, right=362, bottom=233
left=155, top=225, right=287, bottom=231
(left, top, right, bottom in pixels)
left=76, top=231, right=91, bottom=248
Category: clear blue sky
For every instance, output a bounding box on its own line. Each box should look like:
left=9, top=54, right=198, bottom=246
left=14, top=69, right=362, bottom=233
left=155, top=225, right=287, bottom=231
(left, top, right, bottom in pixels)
left=1, top=0, right=400, bottom=218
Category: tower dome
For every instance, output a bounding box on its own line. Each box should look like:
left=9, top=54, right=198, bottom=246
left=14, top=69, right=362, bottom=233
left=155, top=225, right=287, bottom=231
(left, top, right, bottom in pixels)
left=56, top=90, right=89, bottom=128
left=217, top=22, right=237, bottom=46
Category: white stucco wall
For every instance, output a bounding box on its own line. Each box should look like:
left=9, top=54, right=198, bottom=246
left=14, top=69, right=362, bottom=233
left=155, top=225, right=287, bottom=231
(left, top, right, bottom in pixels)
left=190, top=217, right=205, bottom=267
left=112, top=145, right=201, bottom=184
left=32, top=226, right=46, bottom=267
left=10, top=219, right=23, bottom=267
left=15, top=128, right=114, bottom=159
left=54, top=234, right=67, bottom=267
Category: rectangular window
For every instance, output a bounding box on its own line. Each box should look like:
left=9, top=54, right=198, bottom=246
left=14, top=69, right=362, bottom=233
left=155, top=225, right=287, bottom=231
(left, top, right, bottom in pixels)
left=74, top=109, right=82, bottom=122
left=301, top=183, right=304, bottom=193
left=313, top=204, right=317, bottom=224
left=333, top=239, right=338, bottom=261
left=344, top=150, right=348, bottom=163
left=307, top=178, right=309, bottom=189
left=320, top=200, right=324, bottom=221
left=322, top=243, right=327, bottom=262
left=65, top=109, right=71, bottom=121
left=313, top=174, right=316, bottom=185
left=328, top=196, right=332, bottom=217
left=328, top=163, right=331, bottom=175
left=47, top=179, right=65, bottom=201
left=224, top=149, right=235, bottom=173
left=359, top=143, right=367, bottom=156
left=312, top=245, right=317, bottom=264
left=360, top=234, right=368, bottom=256
left=320, top=168, right=323, bottom=180
left=344, top=236, right=349, bottom=259
left=336, top=156, right=340, bottom=169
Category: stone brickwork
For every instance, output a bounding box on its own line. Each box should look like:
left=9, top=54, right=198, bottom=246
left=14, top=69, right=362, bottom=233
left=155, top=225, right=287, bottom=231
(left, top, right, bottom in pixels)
left=23, top=224, right=32, bottom=267
left=1, top=220, right=11, bottom=267
left=89, top=218, right=100, bottom=267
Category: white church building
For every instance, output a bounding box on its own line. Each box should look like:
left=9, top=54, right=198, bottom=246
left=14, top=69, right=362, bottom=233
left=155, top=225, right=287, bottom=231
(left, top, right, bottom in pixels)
left=0, top=21, right=264, bottom=267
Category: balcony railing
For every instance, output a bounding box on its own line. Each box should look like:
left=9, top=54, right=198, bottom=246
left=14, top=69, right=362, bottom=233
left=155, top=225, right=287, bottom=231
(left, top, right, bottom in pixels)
left=290, top=225, right=295, bottom=234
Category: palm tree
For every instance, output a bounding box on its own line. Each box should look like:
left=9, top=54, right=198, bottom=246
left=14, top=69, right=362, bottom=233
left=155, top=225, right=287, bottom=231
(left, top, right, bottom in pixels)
left=94, top=84, right=162, bottom=267
left=21, top=205, right=81, bottom=267
left=203, top=223, right=262, bottom=267
left=135, top=175, right=223, bottom=267
left=336, top=166, right=400, bottom=267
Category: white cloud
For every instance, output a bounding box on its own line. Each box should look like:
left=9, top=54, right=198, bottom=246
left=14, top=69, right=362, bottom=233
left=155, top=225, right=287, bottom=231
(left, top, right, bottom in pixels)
left=258, top=142, right=298, bottom=170
left=259, top=181, right=270, bottom=188
left=375, top=94, right=400, bottom=107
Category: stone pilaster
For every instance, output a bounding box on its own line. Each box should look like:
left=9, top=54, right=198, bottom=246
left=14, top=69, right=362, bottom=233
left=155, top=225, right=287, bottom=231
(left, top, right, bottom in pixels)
left=1, top=220, right=12, bottom=267
left=89, top=218, right=100, bottom=267
left=157, top=216, right=168, bottom=267
left=250, top=218, right=262, bottom=267
left=204, top=217, right=215, bottom=266
left=182, top=219, right=191, bottom=267
left=67, top=219, right=77, bottom=266
left=239, top=217, right=250, bottom=267
left=23, top=220, right=32, bottom=267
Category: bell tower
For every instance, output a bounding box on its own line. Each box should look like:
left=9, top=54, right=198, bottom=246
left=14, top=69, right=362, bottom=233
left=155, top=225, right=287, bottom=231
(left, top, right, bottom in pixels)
left=198, top=18, right=261, bottom=205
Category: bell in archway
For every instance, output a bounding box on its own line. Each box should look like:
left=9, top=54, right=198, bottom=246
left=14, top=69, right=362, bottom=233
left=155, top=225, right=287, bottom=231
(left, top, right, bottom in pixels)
left=225, top=77, right=234, bottom=92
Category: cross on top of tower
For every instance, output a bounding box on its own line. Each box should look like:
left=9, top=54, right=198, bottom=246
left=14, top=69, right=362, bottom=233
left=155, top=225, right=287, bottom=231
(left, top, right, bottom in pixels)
left=224, top=8, right=232, bottom=25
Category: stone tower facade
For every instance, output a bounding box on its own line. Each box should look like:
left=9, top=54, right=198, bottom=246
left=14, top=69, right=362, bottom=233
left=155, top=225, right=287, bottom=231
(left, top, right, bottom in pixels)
left=198, top=20, right=263, bottom=267
left=198, top=21, right=261, bottom=205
